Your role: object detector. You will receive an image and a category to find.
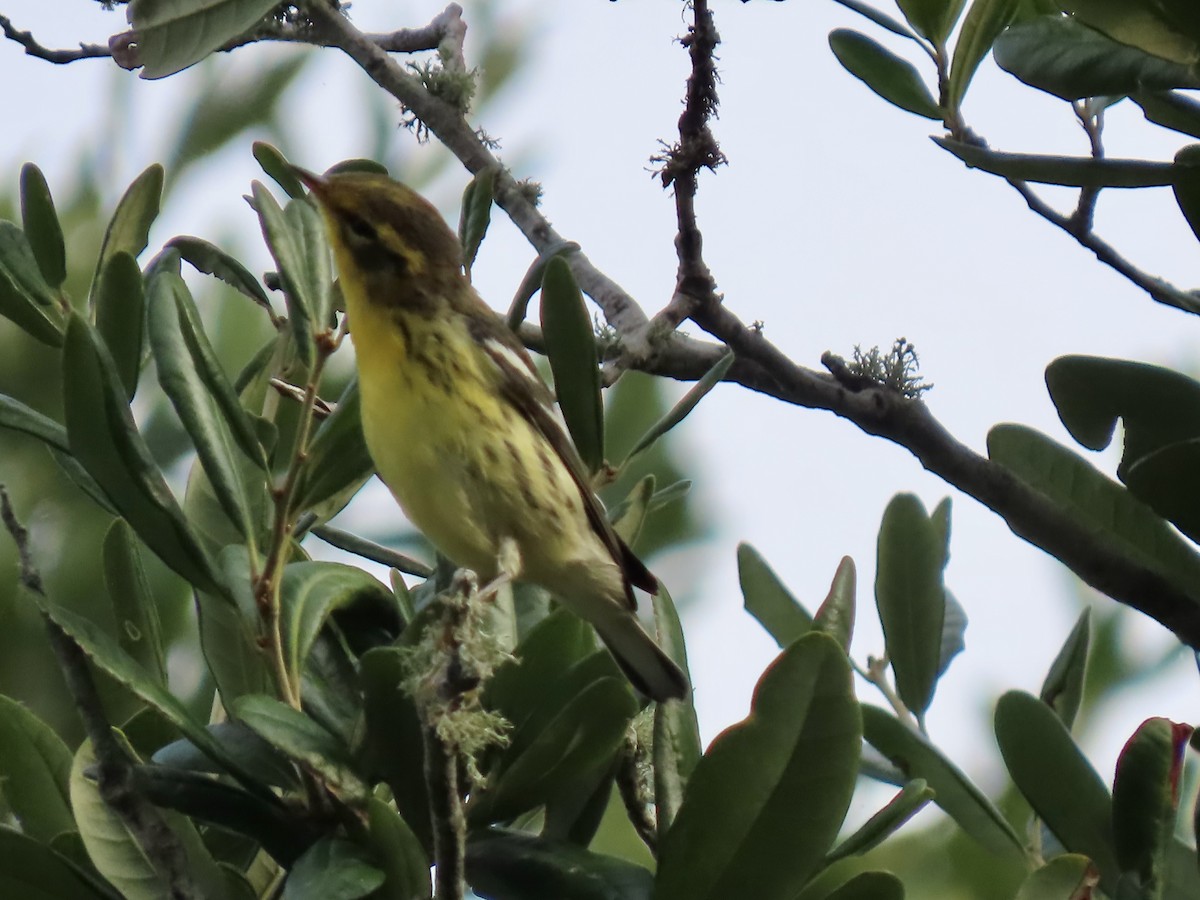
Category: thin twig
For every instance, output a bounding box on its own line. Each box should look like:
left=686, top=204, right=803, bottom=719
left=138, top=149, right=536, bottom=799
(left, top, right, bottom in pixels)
left=422, top=724, right=466, bottom=900
left=0, top=487, right=200, bottom=899
left=0, top=14, right=109, bottom=63
left=310, top=524, right=433, bottom=577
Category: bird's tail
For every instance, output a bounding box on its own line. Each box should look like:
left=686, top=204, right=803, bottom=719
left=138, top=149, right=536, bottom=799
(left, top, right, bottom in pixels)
left=592, top=605, right=690, bottom=702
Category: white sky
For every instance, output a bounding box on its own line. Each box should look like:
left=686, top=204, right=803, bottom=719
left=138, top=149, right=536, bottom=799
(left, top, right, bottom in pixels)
left=4, top=0, right=1198, bottom=819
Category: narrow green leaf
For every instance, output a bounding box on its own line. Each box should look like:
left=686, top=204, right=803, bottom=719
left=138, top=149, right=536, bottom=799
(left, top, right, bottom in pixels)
left=324, top=159, right=390, bottom=177
left=826, top=779, right=934, bottom=864
left=103, top=520, right=168, bottom=687
left=994, top=690, right=1118, bottom=887
left=1013, top=855, right=1099, bottom=900
left=1040, top=608, right=1091, bottom=730
left=1173, top=144, right=1200, bottom=247
left=147, top=264, right=266, bottom=542
left=0, top=222, right=65, bottom=346
left=937, top=590, right=967, bottom=677
left=196, top=546, right=271, bottom=704
left=282, top=838, right=385, bottom=900
left=1112, top=718, right=1193, bottom=889
left=829, top=29, right=941, bottom=120
left=281, top=561, right=394, bottom=687
left=863, top=704, right=1024, bottom=858
left=1135, top=90, right=1200, bottom=139
left=934, top=136, right=1175, bottom=186
left=655, top=634, right=860, bottom=900
left=253, top=181, right=327, bottom=367
left=253, top=142, right=307, bottom=199
left=0, top=393, right=111, bottom=509
left=540, top=256, right=604, bottom=472
left=820, top=871, right=905, bottom=900
left=460, top=165, right=497, bottom=276
left=623, top=352, right=733, bottom=466
left=739, top=542, right=813, bottom=647
left=63, top=314, right=223, bottom=594
left=0, top=695, right=74, bottom=843
left=20, top=163, right=66, bottom=289
left=506, top=240, right=580, bottom=330
left=295, top=377, right=375, bottom=517
left=610, top=474, right=654, bottom=548
left=93, top=251, right=145, bottom=401
left=830, top=0, right=922, bottom=42
left=167, top=235, right=273, bottom=311
left=470, top=676, right=637, bottom=824
left=1057, top=0, right=1200, bottom=65
left=895, top=0, right=967, bottom=42
left=38, top=598, right=266, bottom=795
left=128, top=0, right=284, bottom=79
left=875, top=493, right=946, bottom=720
left=233, top=695, right=369, bottom=802
left=653, top=584, right=702, bottom=838
left=987, top=424, right=1200, bottom=606
left=814, top=556, right=857, bottom=651
left=152, top=720, right=297, bottom=789
left=1123, top=439, right=1200, bottom=544
left=994, top=15, right=1200, bottom=100
left=366, top=798, right=431, bottom=900
left=90, top=164, right=163, bottom=303
left=0, top=828, right=114, bottom=900
left=467, top=830, right=652, bottom=900
left=948, top=0, right=1022, bottom=110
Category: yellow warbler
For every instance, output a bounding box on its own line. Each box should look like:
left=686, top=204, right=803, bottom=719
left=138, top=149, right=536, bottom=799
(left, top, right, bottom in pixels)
left=295, top=167, right=688, bottom=702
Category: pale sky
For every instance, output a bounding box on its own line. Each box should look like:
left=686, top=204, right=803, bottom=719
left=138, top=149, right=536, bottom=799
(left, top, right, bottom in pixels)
left=4, top=0, right=1198, bottom=819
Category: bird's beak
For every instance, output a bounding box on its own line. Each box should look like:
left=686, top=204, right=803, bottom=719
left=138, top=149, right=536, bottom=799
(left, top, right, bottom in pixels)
left=289, top=165, right=328, bottom=197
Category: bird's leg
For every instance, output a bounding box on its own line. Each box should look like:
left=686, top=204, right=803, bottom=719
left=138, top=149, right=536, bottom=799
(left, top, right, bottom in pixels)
left=476, top=536, right=522, bottom=600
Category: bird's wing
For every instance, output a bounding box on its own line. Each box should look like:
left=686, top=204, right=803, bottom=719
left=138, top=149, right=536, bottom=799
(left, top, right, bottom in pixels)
left=467, top=314, right=656, bottom=605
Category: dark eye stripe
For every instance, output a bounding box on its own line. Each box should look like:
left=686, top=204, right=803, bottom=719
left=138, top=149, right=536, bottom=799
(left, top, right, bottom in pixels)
left=345, top=214, right=377, bottom=242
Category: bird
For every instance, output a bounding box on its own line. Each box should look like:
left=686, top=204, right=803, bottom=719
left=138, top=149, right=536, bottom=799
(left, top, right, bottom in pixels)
left=293, top=166, right=689, bottom=702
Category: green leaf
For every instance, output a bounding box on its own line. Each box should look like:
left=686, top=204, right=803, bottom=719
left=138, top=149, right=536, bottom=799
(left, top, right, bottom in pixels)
left=470, top=676, right=637, bottom=824
left=294, top=377, right=375, bottom=518
left=366, top=798, right=431, bottom=900
left=862, top=704, right=1024, bottom=858
left=0, top=394, right=110, bottom=509
left=1013, top=855, right=1099, bottom=900
left=653, top=584, right=702, bottom=839
left=0, top=828, right=114, bottom=900
left=167, top=235, right=273, bottom=311
left=895, top=0, right=967, bottom=42
left=152, top=720, right=297, bottom=789
left=252, top=181, right=332, bottom=368
left=994, top=690, right=1118, bottom=887
left=655, top=633, right=860, bottom=900
left=987, top=424, right=1200, bottom=606
left=993, top=15, right=1200, bottom=100
left=814, top=556, right=857, bottom=651
left=233, top=695, right=369, bottom=802
left=281, top=561, right=394, bottom=687
left=460, top=165, right=497, bottom=276
left=829, top=30, right=941, bottom=120
left=610, top=474, right=654, bottom=547
left=63, top=314, right=223, bottom=594
left=1111, top=717, right=1193, bottom=889
left=253, top=142, right=307, bottom=199
left=830, top=0, right=922, bottom=42
left=0, top=221, right=65, bottom=346
left=467, top=830, right=652, bottom=900
left=103, top=520, right=168, bottom=686
left=506, top=241, right=581, bottom=331
left=825, top=779, right=934, bottom=863
left=1057, top=0, right=1200, bottom=65
left=1045, top=355, right=1200, bottom=472
left=38, top=598, right=266, bottom=796
left=282, top=838, right=385, bottom=900
left=540, top=256, right=604, bottom=473
left=875, top=493, right=946, bottom=720
left=738, top=542, right=813, bottom=647
left=934, top=137, right=1175, bottom=186
left=359, top=648, right=431, bottom=852
left=623, top=352, right=733, bottom=466
left=937, top=589, right=967, bottom=677
left=1135, top=90, right=1200, bottom=138
left=819, top=871, right=905, bottom=900
left=93, top=251, right=145, bottom=401
left=127, top=0, right=284, bottom=79
left=948, top=0, right=1023, bottom=110
left=147, top=263, right=267, bottom=542
left=1039, top=608, right=1091, bottom=730
left=198, top=546, right=271, bottom=703
left=0, top=695, right=74, bottom=843
left=1173, top=144, right=1200, bottom=247
left=20, top=163, right=66, bottom=289
left=90, top=164, right=163, bottom=303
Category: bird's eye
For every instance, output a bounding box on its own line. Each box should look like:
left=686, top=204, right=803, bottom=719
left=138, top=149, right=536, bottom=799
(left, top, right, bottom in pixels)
left=344, top=215, right=377, bottom=244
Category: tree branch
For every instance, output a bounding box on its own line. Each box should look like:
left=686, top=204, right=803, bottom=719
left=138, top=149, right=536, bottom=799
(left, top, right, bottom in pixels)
left=0, top=14, right=109, bottom=63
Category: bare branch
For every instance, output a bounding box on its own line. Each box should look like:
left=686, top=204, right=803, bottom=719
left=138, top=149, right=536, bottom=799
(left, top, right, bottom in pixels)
left=0, top=14, right=109, bottom=63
